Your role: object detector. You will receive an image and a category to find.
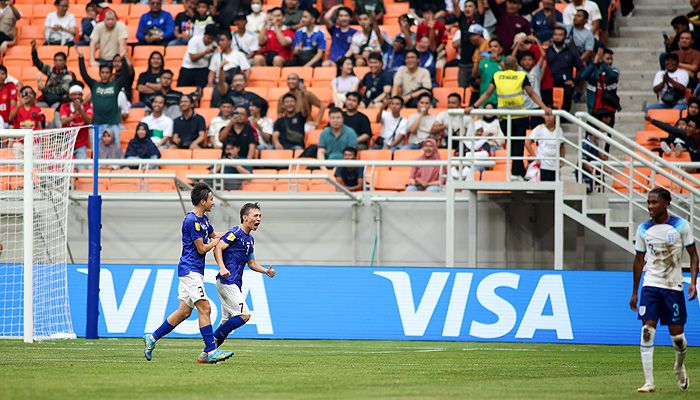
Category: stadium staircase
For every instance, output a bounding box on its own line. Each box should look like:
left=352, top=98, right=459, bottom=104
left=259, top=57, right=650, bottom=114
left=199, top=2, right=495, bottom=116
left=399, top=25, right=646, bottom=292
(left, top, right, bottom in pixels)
left=612, top=0, right=689, bottom=135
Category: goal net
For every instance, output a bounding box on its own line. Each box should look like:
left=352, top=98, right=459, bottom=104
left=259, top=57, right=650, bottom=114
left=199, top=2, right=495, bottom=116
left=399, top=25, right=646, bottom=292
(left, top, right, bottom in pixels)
left=0, top=128, right=80, bottom=341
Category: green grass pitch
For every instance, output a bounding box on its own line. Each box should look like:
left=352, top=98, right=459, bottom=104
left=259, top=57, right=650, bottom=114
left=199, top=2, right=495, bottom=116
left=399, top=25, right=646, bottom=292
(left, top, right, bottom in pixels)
left=0, top=339, right=696, bottom=399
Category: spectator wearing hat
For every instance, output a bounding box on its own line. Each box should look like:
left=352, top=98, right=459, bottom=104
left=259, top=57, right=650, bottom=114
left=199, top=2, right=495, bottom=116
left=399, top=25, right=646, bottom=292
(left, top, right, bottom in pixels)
left=179, top=23, right=219, bottom=88
left=323, top=5, right=357, bottom=66
left=59, top=85, right=94, bottom=159
left=530, top=0, right=562, bottom=43
left=232, top=13, right=260, bottom=65
left=89, top=9, right=128, bottom=67
left=136, top=0, right=175, bottom=45
left=290, top=7, right=326, bottom=67
left=405, top=137, right=445, bottom=192
left=487, top=0, right=531, bottom=52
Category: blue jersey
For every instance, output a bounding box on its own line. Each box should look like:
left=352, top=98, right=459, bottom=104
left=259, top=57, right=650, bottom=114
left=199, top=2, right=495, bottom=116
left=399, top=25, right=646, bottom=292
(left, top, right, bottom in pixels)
left=177, top=211, right=214, bottom=277
left=217, top=226, right=255, bottom=287
left=292, top=26, right=327, bottom=54
left=329, top=26, right=357, bottom=62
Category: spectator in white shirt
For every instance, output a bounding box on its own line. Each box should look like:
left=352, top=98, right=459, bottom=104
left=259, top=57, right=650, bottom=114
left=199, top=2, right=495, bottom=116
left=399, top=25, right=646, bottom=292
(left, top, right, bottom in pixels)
left=247, top=0, right=267, bottom=34
left=232, top=13, right=260, bottom=64
left=208, top=98, right=234, bottom=149
left=403, top=93, right=440, bottom=149
left=374, top=96, right=408, bottom=149
left=435, top=92, right=474, bottom=148
left=208, top=31, right=252, bottom=89
left=474, top=103, right=505, bottom=152
left=331, top=57, right=360, bottom=107
left=525, top=114, right=564, bottom=182
left=141, top=94, right=174, bottom=148
left=249, top=98, right=274, bottom=149
left=647, top=53, right=689, bottom=111
left=178, top=24, right=219, bottom=88
left=45, top=0, right=76, bottom=45
left=562, top=0, right=601, bottom=34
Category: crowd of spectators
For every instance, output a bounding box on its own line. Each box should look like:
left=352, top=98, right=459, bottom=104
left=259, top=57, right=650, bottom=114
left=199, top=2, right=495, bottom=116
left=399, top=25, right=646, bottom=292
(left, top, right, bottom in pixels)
left=0, top=0, right=633, bottom=192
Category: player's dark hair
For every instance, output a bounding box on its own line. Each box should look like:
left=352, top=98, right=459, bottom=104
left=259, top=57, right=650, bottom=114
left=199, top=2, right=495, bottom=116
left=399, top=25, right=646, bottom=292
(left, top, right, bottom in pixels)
left=219, top=30, right=233, bottom=41
left=391, top=95, right=404, bottom=105
left=649, top=187, right=672, bottom=204
left=603, top=48, right=614, bottom=56
left=240, top=202, right=261, bottom=222
left=671, top=15, right=689, bottom=27
left=0, top=65, right=7, bottom=74
left=54, top=52, right=67, bottom=60
left=343, top=146, right=358, bottom=156
left=448, top=92, right=462, bottom=103
left=306, top=7, right=320, bottom=20
left=346, top=91, right=361, bottom=102
left=328, top=106, right=343, bottom=116
left=269, top=6, right=284, bottom=15
left=518, top=50, right=535, bottom=62
left=666, top=53, right=680, bottom=63
left=191, top=182, right=212, bottom=206
left=417, top=93, right=433, bottom=103
left=552, top=26, right=567, bottom=36
left=282, top=92, right=297, bottom=102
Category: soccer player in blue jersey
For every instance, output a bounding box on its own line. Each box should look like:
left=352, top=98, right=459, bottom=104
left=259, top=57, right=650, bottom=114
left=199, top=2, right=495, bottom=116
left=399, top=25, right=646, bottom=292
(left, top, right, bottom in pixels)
left=143, top=183, right=234, bottom=364
left=630, top=187, right=698, bottom=393
left=212, top=202, right=276, bottom=348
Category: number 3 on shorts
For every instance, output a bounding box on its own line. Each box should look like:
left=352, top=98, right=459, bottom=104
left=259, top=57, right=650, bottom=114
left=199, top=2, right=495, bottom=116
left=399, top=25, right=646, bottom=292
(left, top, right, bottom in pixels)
left=198, top=286, right=205, bottom=298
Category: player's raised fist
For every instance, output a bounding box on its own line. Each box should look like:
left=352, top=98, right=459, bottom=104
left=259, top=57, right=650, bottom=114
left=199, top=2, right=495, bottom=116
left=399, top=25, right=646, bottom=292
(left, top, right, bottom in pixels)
left=266, top=266, right=276, bottom=278
left=219, top=267, right=231, bottom=278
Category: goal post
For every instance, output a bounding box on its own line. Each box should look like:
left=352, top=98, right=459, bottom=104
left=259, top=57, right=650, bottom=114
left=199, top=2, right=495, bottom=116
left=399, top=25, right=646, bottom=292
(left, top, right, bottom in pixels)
left=0, top=127, right=80, bottom=342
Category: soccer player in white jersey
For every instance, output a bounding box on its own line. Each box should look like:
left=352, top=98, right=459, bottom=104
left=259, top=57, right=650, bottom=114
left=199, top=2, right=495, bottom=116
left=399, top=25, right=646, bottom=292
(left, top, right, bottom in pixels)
left=142, top=183, right=233, bottom=364
left=630, top=187, right=698, bottom=393
left=211, top=203, right=275, bottom=351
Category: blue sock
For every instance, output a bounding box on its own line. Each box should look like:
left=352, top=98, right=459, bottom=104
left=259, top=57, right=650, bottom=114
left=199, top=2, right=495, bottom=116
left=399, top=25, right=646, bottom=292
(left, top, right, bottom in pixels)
left=200, top=325, right=216, bottom=353
left=152, top=320, right=175, bottom=341
left=214, top=316, right=247, bottom=347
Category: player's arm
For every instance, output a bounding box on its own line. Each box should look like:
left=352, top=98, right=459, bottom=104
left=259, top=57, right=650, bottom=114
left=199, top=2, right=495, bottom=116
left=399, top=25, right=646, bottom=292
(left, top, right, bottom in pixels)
left=687, top=244, right=698, bottom=300
left=210, top=231, right=226, bottom=239
left=193, top=236, right=219, bottom=255
left=629, top=251, right=645, bottom=311
left=247, top=258, right=275, bottom=277
left=214, top=239, right=231, bottom=278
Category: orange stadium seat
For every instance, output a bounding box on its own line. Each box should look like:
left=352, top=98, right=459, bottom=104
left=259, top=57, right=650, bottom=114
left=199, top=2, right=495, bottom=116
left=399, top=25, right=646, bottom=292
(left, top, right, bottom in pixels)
left=192, top=148, right=221, bottom=159
left=162, top=4, right=182, bottom=16
left=268, top=87, right=289, bottom=102
left=309, top=87, right=332, bottom=103
left=552, top=87, right=564, bottom=109
left=17, top=25, right=45, bottom=45
left=14, top=4, right=32, bottom=18
left=481, top=170, right=507, bottom=181
left=374, top=170, right=409, bottom=191
left=248, top=66, right=281, bottom=86
left=663, top=151, right=691, bottom=163
left=246, top=86, right=268, bottom=98
left=165, top=46, right=187, bottom=63
left=260, top=149, right=293, bottom=159
left=305, top=129, right=322, bottom=147
left=160, top=148, right=192, bottom=159
left=280, top=67, right=313, bottom=83
left=132, top=46, right=165, bottom=65
left=310, top=66, right=335, bottom=87
left=646, top=109, right=681, bottom=130
left=197, top=108, right=220, bottom=125
left=353, top=66, right=369, bottom=79
left=612, top=168, right=651, bottom=193
left=442, top=67, right=459, bottom=87
left=635, top=130, right=668, bottom=150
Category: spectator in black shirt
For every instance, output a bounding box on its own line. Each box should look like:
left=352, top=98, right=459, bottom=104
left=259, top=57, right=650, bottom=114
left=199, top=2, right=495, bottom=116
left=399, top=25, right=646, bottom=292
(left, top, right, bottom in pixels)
left=171, top=0, right=196, bottom=46
left=273, top=93, right=306, bottom=149
left=217, top=71, right=268, bottom=110
left=546, top=26, right=584, bottom=111
left=219, top=106, right=259, bottom=160
left=343, top=92, right=372, bottom=149
left=145, top=69, right=184, bottom=118
left=136, top=51, right=165, bottom=105
left=453, top=0, right=481, bottom=89
left=360, top=52, right=392, bottom=107
left=172, top=95, right=206, bottom=149
left=335, top=146, right=364, bottom=191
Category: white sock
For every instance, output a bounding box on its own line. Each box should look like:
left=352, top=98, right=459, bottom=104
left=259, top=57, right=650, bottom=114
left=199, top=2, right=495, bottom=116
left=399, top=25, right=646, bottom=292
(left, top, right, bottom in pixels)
left=149, top=334, right=156, bottom=343
left=641, top=325, right=656, bottom=385
left=672, top=333, right=687, bottom=372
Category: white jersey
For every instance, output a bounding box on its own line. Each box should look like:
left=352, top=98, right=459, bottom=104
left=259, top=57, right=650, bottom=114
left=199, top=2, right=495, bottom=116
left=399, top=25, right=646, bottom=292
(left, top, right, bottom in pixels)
left=635, top=215, right=694, bottom=291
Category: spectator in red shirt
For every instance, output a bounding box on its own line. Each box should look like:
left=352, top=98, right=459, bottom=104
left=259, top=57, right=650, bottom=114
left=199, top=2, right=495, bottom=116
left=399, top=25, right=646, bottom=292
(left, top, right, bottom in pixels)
left=255, top=7, right=294, bottom=67
left=0, top=65, right=17, bottom=127
left=487, top=0, right=531, bottom=52
left=59, top=85, right=94, bottom=159
left=9, top=86, right=45, bottom=130
left=416, top=5, right=447, bottom=64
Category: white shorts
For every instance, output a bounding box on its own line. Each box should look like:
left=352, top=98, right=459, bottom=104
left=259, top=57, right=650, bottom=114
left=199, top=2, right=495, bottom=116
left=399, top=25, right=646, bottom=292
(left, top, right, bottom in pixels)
left=216, top=280, right=250, bottom=320
left=178, top=272, right=209, bottom=308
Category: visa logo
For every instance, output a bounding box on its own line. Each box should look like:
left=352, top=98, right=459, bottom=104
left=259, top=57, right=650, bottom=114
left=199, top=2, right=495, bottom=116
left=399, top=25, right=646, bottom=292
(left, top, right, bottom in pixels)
left=375, top=271, right=574, bottom=340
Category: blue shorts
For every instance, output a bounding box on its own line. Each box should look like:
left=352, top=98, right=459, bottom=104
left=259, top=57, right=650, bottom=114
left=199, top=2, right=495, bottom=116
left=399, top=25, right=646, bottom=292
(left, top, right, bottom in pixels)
left=638, top=286, right=687, bottom=326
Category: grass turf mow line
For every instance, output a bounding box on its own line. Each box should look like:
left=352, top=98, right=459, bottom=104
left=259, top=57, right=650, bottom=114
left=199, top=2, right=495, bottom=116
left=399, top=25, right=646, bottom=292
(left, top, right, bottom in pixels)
left=0, top=339, right=696, bottom=399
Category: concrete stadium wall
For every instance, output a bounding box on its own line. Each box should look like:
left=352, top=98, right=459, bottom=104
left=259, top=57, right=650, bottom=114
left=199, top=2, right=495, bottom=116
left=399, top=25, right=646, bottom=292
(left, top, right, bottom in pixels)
left=66, top=194, right=636, bottom=270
